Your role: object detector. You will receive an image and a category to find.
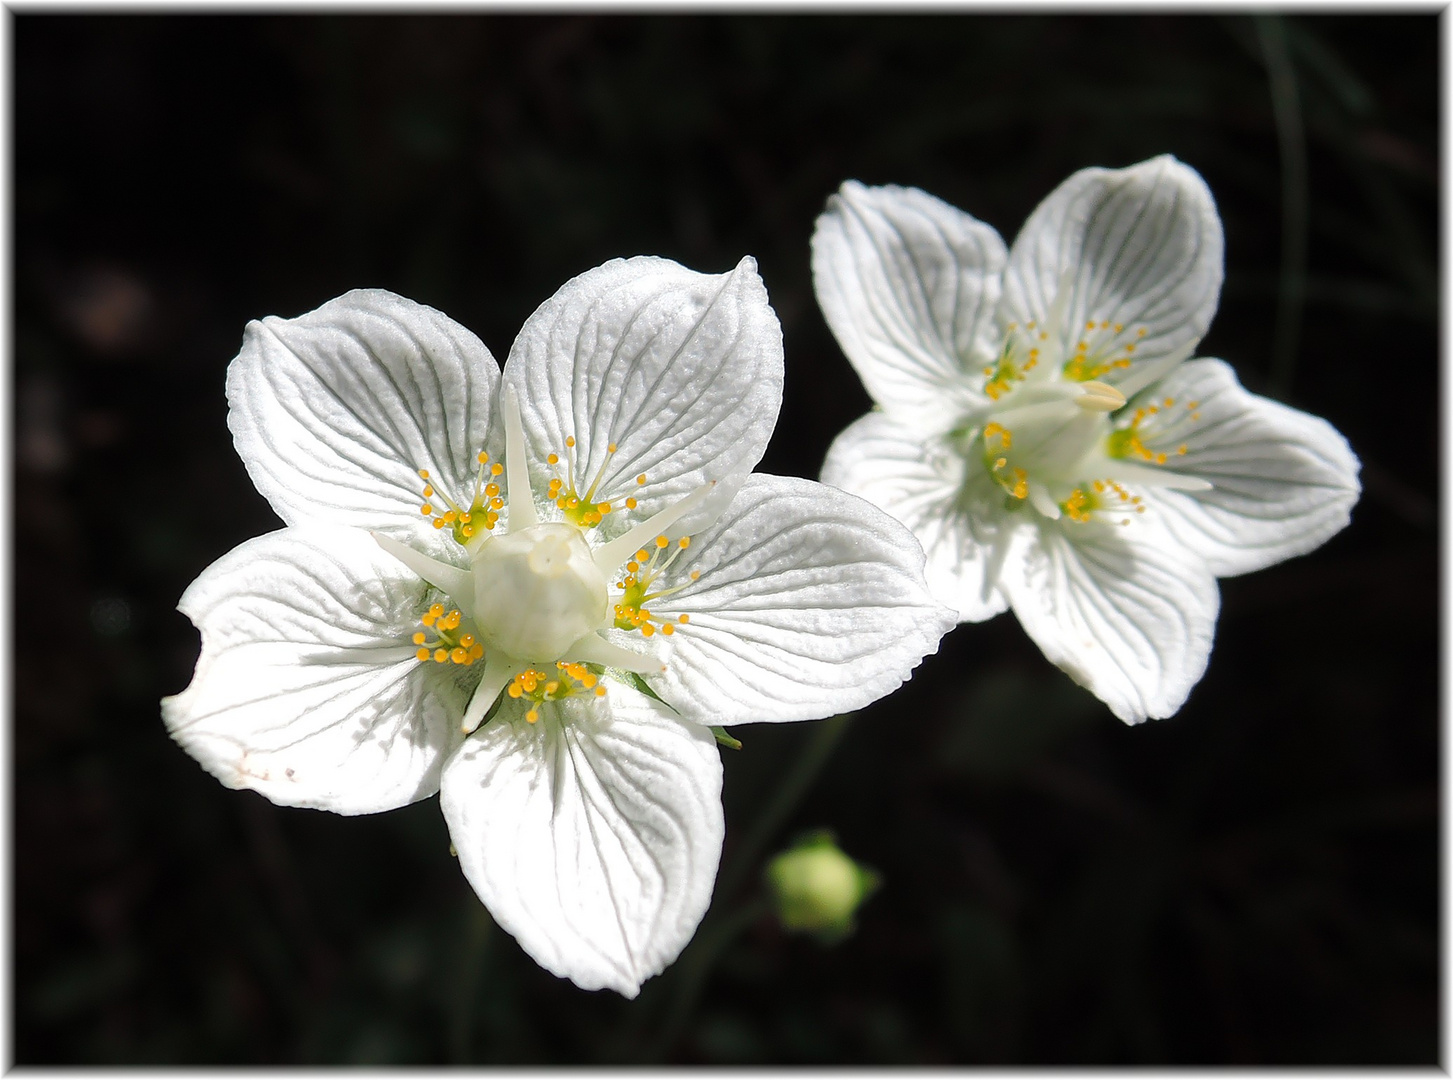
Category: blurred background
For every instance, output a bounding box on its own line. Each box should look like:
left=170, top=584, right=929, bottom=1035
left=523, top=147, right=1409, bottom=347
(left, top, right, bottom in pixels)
left=13, top=13, right=1438, bottom=1065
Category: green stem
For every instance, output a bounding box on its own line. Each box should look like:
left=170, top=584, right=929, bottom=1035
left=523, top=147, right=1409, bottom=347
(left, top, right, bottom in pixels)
left=1256, top=13, right=1308, bottom=397
left=633, top=712, right=856, bottom=1061
left=715, top=712, right=855, bottom=907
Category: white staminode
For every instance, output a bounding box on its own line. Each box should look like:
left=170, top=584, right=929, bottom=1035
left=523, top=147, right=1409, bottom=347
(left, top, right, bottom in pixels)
left=163, top=258, right=956, bottom=998
left=813, top=156, right=1361, bottom=723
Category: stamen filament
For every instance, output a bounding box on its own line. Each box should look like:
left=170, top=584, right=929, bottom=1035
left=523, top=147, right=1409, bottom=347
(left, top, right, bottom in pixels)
left=592, top=481, right=716, bottom=574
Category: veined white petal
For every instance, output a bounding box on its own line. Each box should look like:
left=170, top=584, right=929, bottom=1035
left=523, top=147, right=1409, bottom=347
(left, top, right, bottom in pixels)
left=226, top=290, right=500, bottom=562
left=162, top=526, right=468, bottom=814
left=1133, top=358, right=1361, bottom=577
left=1002, top=156, right=1223, bottom=385
left=460, top=652, right=516, bottom=735
left=998, top=521, right=1220, bottom=723
left=821, top=413, right=1012, bottom=622
left=503, top=256, right=783, bottom=536
left=647, top=474, right=957, bottom=726
left=812, top=181, right=1006, bottom=431
left=440, top=690, right=723, bottom=998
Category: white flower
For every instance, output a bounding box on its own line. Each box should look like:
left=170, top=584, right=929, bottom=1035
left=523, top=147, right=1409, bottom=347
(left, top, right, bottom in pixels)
left=162, top=257, right=955, bottom=996
left=813, top=156, right=1361, bottom=722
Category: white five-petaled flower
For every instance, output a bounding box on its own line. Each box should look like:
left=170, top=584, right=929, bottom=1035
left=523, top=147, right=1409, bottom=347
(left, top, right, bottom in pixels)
left=162, top=256, right=955, bottom=996
left=813, top=156, right=1361, bottom=722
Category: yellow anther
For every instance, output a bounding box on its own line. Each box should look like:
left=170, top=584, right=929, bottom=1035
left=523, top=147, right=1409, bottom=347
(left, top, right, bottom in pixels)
left=415, top=647, right=430, bottom=661
left=477, top=451, right=489, bottom=465
left=1163, top=397, right=1175, bottom=408
left=461, top=512, right=471, bottom=523
left=547, top=453, right=559, bottom=465
left=678, top=537, right=690, bottom=549
left=490, top=463, right=503, bottom=477
left=1187, top=400, right=1200, bottom=409
left=422, top=485, right=434, bottom=497
left=607, top=442, right=617, bottom=453
left=690, top=571, right=700, bottom=581
left=421, top=504, right=433, bottom=515
left=433, top=518, right=446, bottom=529
left=470, top=643, right=484, bottom=660
left=662, top=623, right=675, bottom=636
left=678, top=614, right=690, bottom=623
left=636, top=549, right=649, bottom=562
left=508, top=683, right=522, bottom=698
left=1125, top=344, right=1136, bottom=353
left=434, top=649, right=448, bottom=663
left=460, top=633, right=475, bottom=648
left=599, top=502, right=611, bottom=514
left=545, top=681, right=560, bottom=695
left=485, top=483, right=500, bottom=497
left=1137, top=327, right=1147, bottom=336
left=443, top=511, right=457, bottom=523
left=418, top=469, right=430, bottom=479
left=451, top=647, right=468, bottom=665
left=994, top=456, right=1007, bottom=470
left=594, top=685, right=606, bottom=697
left=656, top=535, right=669, bottom=549
left=1114, top=323, right=1124, bottom=333
left=626, top=497, right=637, bottom=509
left=565, top=436, right=576, bottom=448
left=412, top=632, right=426, bottom=645
left=626, top=561, right=639, bottom=573
left=637, top=474, right=647, bottom=485
left=1086, top=321, right=1096, bottom=330
left=641, top=623, right=655, bottom=638
left=1177, top=444, right=1188, bottom=455
left=526, top=709, right=539, bottom=724
left=490, top=497, right=504, bottom=510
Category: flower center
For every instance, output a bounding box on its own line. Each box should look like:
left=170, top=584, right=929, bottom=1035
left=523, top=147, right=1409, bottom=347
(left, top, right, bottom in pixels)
left=469, top=522, right=609, bottom=662
left=968, top=310, right=1208, bottom=526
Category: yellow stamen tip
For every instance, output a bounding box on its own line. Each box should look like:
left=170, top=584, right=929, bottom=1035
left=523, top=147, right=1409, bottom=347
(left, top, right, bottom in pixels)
left=636, top=474, right=647, bottom=485
left=415, top=647, right=430, bottom=662
left=565, top=436, right=576, bottom=448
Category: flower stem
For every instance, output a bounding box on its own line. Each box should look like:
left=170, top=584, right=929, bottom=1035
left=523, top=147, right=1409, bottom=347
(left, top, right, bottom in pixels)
left=631, top=712, right=856, bottom=1061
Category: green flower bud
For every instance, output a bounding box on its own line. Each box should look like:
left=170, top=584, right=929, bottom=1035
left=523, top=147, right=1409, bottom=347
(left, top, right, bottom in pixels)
left=766, top=830, right=880, bottom=944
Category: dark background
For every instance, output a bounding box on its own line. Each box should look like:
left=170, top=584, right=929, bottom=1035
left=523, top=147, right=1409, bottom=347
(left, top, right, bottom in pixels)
left=13, top=13, right=1438, bottom=1065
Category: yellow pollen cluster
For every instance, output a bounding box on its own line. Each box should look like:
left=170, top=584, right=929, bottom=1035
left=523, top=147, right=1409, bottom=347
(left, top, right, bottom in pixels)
left=413, top=603, right=486, bottom=665
left=546, top=436, right=641, bottom=528
left=614, top=535, right=695, bottom=636
left=506, top=661, right=608, bottom=723
left=1106, top=397, right=1198, bottom=465
left=981, top=422, right=1028, bottom=499
left=1062, top=321, right=1142, bottom=382
left=417, top=456, right=503, bottom=544
left=1061, top=487, right=1095, bottom=523
left=982, top=326, right=1043, bottom=401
